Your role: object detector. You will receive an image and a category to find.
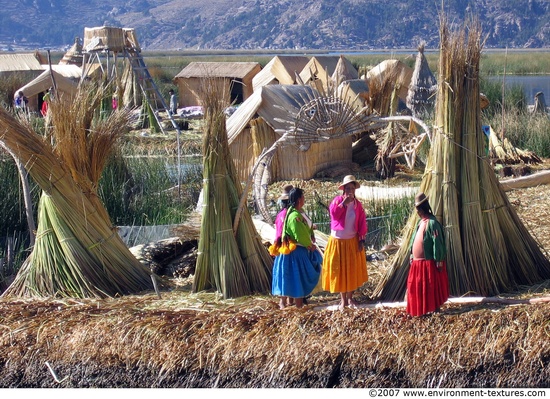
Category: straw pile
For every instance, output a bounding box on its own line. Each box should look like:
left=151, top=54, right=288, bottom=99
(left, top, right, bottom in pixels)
left=488, top=126, right=543, bottom=165
left=0, top=84, right=154, bottom=298
left=374, top=16, right=550, bottom=301
left=193, top=78, right=272, bottom=299
left=0, top=292, right=549, bottom=388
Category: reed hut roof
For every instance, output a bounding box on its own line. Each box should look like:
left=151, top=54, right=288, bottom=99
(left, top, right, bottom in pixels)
left=252, top=55, right=310, bottom=91
left=59, top=37, right=83, bottom=66
left=175, top=62, right=261, bottom=80
left=332, top=55, right=360, bottom=82
left=43, top=64, right=83, bottom=79
left=299, top=56, right=358, bottom=87
left=0, top=53, right=43, bottom=72
left=227, top=84, right=317, bottom=144
left=406, top=44, right=437, bottom=116
left=367, top=59, right=413, bottom=102
left=337, top=79, right=369, bottom=110
left=16, top=69, right=78, bottom=98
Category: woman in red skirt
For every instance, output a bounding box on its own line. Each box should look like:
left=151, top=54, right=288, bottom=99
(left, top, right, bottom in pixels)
left=406, top=192, right=449, bottom=316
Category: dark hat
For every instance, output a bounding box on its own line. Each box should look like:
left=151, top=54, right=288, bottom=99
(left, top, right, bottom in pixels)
left=414, top=192, right=429, bottom=207
left=278, top=184, right=294, bottom=201
left=338, top=175, right=360, bottom=190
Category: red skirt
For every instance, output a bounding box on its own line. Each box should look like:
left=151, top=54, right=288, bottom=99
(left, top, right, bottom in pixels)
left=406, top=259, right=449, bottom=316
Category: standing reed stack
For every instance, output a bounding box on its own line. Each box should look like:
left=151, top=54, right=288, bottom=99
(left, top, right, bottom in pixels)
left=0, top=83, right=154, bottom=298
left=375, top=17, right=550, bottom=301
left=193, top=78, right=272, bottom=299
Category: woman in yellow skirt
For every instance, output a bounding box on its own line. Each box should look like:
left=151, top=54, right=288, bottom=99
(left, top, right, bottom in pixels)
left=322, top=175, right=368, bottom=310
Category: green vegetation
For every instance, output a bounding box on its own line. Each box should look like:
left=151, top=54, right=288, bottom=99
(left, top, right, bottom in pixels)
left=480, top=51, right=550, bottom=76
left=480, top=77, right=550, bottom=158
left=98, top=154, right=202, bottom=227
left=0, top=148, right=203, bottom=281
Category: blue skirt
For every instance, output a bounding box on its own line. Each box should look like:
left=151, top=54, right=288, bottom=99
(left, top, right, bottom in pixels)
left=272, top=246, right=322, bottom=298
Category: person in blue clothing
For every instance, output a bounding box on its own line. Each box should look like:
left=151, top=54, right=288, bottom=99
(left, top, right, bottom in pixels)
left=271, top=187, right=322, bottom=309
left=14, top=91, right=28, bottom=111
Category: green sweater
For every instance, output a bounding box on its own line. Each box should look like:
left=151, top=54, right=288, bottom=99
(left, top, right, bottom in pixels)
left=408, top=215, right=447, bottom=262
left=283, top=207, right=314, bottom=247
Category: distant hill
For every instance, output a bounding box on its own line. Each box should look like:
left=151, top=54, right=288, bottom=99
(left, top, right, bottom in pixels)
left=0, top=0, right=549, bottom=51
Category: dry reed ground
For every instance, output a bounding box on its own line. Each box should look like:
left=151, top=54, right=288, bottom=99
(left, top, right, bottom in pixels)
left=1, top=159, right=550, bottom=388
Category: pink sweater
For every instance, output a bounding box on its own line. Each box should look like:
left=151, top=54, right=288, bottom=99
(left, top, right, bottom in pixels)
left=329, top=195, right=368, bottom=240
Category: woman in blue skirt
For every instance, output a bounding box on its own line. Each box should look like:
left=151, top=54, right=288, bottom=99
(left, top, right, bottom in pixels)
left=272, top=187, right=322, bottom=309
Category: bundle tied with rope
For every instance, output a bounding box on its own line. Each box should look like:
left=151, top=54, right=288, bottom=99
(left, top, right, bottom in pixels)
left=193, top=77, right=273, bottom=299
left=0, top=82, right=155, bottom=299
left=374, top=15, right=550, bottom=301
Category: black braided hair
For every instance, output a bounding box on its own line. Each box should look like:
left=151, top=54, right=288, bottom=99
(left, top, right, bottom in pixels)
left=288, top=187, right=304, bottom=208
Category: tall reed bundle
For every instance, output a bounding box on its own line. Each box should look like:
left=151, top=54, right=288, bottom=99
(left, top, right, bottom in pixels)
left=0, top=84, right=154, bottom=298
left=193, top=78, right=272, bottom=299
left=374, top=16, right=550, bottom=301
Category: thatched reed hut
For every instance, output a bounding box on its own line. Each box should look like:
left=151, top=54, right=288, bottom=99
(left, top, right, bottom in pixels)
left=406, top=44, right=437, bottom=117
left=299, top=56, right=358, bottom=93
left=337, top=79, right=370, bottom=110
left=366, top=59, right=413, bottom=103
left=15, top=67, right=80, bottom=112
left=0, top=53, right=43, bottom=76
left=252, top=55, right=310, bottom=91
left=174, top=62, right=261, bottom=107
left=227, top=84, right=353, bottom=182
left=59, top=37, right=84, bottom=66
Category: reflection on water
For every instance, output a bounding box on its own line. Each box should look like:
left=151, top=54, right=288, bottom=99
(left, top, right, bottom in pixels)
left=488, top=75, right=550, bottom=105
left=165, top=155, right=202, bottom=179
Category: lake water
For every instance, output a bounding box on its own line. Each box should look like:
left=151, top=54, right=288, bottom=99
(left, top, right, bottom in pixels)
left=487, top=75, right=550, bottom=105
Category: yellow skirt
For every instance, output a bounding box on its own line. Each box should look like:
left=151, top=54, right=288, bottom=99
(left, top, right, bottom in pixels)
left=322, top=236, right=368, bottom=293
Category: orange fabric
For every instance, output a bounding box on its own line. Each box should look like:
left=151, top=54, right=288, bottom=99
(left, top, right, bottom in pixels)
left=322, top=236, right=368, bottom=293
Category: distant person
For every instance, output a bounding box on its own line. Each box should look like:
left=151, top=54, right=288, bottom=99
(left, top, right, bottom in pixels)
left=112, top=93, right=118, bottom=110
left=321, top=175, right=368, bottom=310
left=41, top=88, right=52, bottom=117
left=406, top=192, right=449, bottom=317
left=14, top=91, right=28, bottom=111
left=168, top=89, right=178, bottom=115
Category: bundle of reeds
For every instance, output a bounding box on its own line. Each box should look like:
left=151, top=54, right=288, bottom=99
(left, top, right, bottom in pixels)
left=193, top=78, right=272, bottom=299
left=375, top=16, right=550, bottom=301
left=0, top=83, right=154, bottom=298
left=489, top=126, right=542, bottom=165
